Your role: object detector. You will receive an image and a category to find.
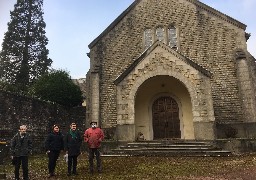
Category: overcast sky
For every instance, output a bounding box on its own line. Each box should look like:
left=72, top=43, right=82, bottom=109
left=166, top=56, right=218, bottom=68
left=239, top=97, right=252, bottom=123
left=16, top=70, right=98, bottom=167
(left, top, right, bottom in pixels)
left=0, top=0, right=255, bottom=79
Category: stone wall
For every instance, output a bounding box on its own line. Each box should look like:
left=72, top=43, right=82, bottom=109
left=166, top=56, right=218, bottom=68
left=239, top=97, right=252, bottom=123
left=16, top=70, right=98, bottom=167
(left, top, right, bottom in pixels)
left=0, top=90, right=86, bottom=152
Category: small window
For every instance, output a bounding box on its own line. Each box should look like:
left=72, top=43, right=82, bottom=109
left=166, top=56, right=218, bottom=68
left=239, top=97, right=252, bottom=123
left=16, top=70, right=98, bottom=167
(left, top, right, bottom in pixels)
left=156, top=27, right=165, bottom=42
left=168, top=26, right=177, bottom=48
left=144, top=29, right=153, bottom=49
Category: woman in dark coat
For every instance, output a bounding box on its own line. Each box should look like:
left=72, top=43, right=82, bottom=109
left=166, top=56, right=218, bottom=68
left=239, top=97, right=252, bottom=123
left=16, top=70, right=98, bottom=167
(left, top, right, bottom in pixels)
left=45, top=124, right=64, bottom=177
left=64, top=123, right=82, bottom=176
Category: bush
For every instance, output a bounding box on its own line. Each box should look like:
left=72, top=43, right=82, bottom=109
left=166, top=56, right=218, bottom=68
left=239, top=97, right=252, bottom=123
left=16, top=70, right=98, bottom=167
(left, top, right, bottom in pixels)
left=29, top=70, right=83, bottom=107
left=224, top=125, right=238, bottom=138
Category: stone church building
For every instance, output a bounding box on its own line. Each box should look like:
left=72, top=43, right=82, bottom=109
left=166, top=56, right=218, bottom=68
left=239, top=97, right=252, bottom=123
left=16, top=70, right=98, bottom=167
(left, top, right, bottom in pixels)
left=86, top=0, right=256, bottom=142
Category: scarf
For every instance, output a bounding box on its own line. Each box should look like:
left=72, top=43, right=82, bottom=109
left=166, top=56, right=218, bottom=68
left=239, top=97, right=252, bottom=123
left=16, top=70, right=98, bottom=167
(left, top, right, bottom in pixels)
left=69, top=129, right=77, bottom=139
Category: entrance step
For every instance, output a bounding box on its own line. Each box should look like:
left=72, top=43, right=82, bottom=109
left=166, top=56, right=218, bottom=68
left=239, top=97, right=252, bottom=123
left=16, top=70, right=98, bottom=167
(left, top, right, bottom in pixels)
left=102, top=140, right=232, bottom=157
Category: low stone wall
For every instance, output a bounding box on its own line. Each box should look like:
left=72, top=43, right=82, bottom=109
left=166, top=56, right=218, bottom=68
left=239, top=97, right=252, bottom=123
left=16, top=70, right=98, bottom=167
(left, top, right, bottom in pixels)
left=216, top=122, right=256, bottom=139
left=216, top=139, right=256, bottom=154
left=0, top=90, right=86, bottom=153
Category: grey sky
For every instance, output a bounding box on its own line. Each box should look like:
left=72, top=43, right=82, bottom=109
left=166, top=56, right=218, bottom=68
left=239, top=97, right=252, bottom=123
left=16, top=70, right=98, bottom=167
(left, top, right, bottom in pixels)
left=0, top=0, right=255, bottom=78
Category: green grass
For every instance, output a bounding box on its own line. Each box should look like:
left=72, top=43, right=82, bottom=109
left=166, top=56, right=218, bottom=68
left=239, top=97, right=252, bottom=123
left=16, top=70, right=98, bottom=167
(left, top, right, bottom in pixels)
left=2, top=153, right=256, bottom=179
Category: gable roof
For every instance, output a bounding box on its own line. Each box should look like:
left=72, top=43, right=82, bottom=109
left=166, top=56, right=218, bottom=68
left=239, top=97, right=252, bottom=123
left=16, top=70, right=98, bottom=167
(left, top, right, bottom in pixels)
left=89, top=0, right=246, bottom=49
left=114, top=40, right=212, bottom=85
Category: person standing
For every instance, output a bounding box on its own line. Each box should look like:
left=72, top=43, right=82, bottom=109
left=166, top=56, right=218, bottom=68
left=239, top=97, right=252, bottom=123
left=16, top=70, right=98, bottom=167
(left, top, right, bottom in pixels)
left=10, top=125, right=32, bottom=180
left=64, top=123, right=82, bottom=176
left=84, top=121, right=104, bottom=174
left=45, top=124, right=64, bottom=178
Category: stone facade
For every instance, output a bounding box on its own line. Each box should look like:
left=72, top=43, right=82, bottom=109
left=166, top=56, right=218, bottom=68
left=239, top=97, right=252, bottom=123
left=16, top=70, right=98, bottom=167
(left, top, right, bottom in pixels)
left=86, top=0, right=256, bottom=141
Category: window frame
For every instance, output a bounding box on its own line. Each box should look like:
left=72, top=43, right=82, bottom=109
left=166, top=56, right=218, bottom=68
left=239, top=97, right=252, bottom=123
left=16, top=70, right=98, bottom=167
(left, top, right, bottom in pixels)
left=143, top=24, right=179, bottom=50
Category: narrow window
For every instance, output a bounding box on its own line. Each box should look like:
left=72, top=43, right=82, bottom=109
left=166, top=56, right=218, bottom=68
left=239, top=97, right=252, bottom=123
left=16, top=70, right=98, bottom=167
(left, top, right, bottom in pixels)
left=156, top=27, right=165, bottom=42
left=168, top=26, right=177, bottom=48
left=144, top=29, right=153, bottom=49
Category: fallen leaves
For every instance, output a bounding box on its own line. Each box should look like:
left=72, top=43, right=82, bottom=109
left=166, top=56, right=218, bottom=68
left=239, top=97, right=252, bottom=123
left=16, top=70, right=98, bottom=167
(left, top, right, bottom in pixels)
left=3, top=153, right=256, bottom=179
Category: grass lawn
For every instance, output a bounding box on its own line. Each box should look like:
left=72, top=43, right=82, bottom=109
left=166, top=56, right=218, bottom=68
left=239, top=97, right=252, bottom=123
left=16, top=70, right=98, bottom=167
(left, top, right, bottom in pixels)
left=2, top=153, right=256, bottom=179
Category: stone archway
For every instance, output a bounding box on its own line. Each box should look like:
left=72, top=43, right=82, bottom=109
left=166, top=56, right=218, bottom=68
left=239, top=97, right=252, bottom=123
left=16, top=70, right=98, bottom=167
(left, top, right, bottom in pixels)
left=115, top=44, right=215, bottom=141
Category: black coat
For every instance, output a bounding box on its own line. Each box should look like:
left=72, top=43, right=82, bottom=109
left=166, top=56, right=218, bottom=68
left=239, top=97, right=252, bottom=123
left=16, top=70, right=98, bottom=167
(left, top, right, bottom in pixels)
left=10, top=133, right=32, bottom=157
left=45, top=132, right=64, bottom=152
left=64, top=130, right=82, bottom=156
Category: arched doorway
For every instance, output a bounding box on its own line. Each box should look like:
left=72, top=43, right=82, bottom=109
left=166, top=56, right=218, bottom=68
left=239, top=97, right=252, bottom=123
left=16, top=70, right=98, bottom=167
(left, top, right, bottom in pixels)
left=152, top=96, right=181, bottom=139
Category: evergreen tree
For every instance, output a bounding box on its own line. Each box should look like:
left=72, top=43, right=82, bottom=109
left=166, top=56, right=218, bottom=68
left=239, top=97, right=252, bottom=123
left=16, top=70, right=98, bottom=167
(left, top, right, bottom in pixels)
left=0, top=0, right=52, bottom=92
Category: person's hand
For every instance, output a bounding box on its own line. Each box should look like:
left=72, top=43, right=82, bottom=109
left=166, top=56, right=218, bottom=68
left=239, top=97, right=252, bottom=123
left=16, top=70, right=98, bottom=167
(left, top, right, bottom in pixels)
left=11, top=156, right=13, bottom=159
left=46, top=150, right=50, bottom=154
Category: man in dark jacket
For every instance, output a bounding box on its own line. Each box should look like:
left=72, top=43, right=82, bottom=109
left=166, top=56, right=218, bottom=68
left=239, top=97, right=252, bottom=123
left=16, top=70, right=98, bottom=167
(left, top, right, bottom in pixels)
left=64, top=123, right=82, bottom=176
left=45, top=124, right=64, bottom=177
left=10, top=125, right=32, bottom=180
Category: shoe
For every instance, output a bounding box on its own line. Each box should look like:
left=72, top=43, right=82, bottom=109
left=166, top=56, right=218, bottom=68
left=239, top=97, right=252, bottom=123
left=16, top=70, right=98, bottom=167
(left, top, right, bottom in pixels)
left=90, top=170, right=93, bottom=175
left=67, top=173, right=71, bottom=176
left=98, top=170, right=102, bottom=173
left=73, top=172, right=78, bottom=175
left=48, top=173, right=55, bottom=178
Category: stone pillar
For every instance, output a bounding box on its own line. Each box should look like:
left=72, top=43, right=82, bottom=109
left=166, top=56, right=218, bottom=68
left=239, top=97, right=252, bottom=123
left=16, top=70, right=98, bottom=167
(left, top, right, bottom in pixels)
left=192, top=77, right=216, bottom=140
left=116, top=124, right=135, bottom=141
left=236, top=50, right=256, bottom=122
left=193, top=121, right=216, bottom=140
left=91, top=73, right=100, bottom=124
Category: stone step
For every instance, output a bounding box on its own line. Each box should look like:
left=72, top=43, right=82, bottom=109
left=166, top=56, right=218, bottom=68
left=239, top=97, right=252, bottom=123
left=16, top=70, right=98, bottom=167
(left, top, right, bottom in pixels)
left=103, top=140, right=232, bottom=157
left=102, top=150, right=231, bottom=157
left=127, top=141, right=213, bottom=145
left=116, top=147, right=218, bottom=151
left=122, top=144, right=213, bottom=149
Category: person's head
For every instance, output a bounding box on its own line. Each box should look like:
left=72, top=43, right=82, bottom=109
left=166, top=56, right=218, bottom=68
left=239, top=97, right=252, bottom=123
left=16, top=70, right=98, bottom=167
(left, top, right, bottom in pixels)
left=19, top=125, right=27, bottom=135
left=70, top=123, right=77, bottom=131
left=90, top=121, right=97, bottom=129
left=52, top=124, right=60, bottom=133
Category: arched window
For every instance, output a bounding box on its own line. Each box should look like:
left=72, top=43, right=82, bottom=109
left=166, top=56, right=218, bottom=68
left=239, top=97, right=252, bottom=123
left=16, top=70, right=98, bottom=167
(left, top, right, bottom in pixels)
left=144, top=29, right=153, bottom=49
left=156, top=27, right=165, bottom=42
left=168, top=26, right=177, bottom=48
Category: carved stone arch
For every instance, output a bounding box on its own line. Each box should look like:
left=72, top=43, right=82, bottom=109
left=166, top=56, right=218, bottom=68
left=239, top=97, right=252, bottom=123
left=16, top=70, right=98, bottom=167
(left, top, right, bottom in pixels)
left=128, top=71, right=197, bottom=119
left=116, top=47, right=215, bottom=140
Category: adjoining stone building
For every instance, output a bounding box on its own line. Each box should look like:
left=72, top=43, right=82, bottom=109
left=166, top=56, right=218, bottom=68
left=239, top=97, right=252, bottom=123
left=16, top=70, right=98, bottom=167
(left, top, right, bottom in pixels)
left=72, top=78, right=87, bottom=106
left=86, top=0, right=256, bottom=142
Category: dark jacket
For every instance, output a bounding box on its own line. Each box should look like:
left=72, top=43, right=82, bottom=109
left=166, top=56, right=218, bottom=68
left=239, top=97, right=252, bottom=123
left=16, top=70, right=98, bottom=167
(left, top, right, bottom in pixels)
left=10, top=133, right=32, bottom=157
left=45, top=132, right=64, bottom=152
left=64, top=130, right=82, bottom=156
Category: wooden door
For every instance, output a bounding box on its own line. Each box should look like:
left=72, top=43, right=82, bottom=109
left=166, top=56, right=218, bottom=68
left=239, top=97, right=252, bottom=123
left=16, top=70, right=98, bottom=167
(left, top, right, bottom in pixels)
left=152, top=96, right=180, bottom=139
